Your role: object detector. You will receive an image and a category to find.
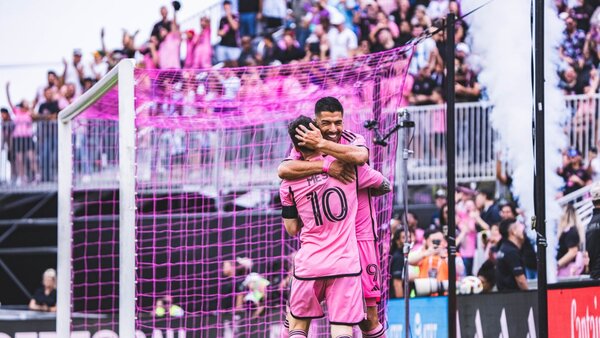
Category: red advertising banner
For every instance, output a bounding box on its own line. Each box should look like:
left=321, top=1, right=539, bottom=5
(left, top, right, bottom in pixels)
left=548, top=286, right=600, bottom=338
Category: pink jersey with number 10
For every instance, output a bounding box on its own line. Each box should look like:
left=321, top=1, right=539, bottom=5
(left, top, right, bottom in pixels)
left=286, top=130, right=380, bottom=241
left=280, top=155, right=385, bottom=279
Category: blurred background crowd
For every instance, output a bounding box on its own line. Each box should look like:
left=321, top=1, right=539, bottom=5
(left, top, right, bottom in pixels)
left=2, top=0, right=600, bottom=298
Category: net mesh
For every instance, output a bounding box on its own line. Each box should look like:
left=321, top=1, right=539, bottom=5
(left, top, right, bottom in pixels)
left=69, top=45, right=413, bottom=336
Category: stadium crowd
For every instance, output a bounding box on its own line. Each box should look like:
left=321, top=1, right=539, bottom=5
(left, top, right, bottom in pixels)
left=3, top=0, right=600, bottom=307
left=4, top=0, right=600, bottom=184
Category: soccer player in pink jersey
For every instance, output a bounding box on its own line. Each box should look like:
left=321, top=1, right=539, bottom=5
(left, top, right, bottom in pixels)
left=278, top=97, right=388, bottom=338
left=280, top=115, right=390, bottom=338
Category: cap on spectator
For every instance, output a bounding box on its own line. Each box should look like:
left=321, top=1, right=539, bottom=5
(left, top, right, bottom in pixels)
left=73, top=49, right=83, bottom=56
left=330, top=10, right=345, bottom=25
left=567, top=148, right=581, bottom=158
left=591, top=183, right=600, bottom=201
left=435, top=189, right=447, bottom=199
left=456, top=42, right=470, bottom=55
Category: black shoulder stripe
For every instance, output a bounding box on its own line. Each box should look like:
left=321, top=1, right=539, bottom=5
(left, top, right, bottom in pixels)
left=343, top=130, right=357, bottom=138
left=342, top=130, right=356, bottom=141
left=341, top=134, right=353, bottom=142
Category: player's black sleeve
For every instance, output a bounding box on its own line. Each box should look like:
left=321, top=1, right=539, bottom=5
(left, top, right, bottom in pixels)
left=282, top=205, right=298, bottom=219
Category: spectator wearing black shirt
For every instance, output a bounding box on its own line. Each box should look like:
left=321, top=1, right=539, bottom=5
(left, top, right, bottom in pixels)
left=217, top=1, right=241, bottom=64
left=151, top=6, right=171, bottom=41
left=409, top=67, right=443, bottom=105
left=570, top=0, right=594, bottom=33
left=497, top=201, right=537, bottom=278
left=557, top=204, right=585, bottom=276
left=238, top=36, right=258, bottom=66
left=475, top=187, right=501, bottom=230
left=391, top=0, right=414, bottom=28
left=455, top=56, right=481, bottom=102
left=35, top=87, right=60, bottom=182
left=496, top=219, right=528, bottom=291
left=390, top=228, right=414, bottom=298
left=371, top=28, right=398, bottom=53
left=560, top=148, right=591, bottom=195
left=256, top=34, right=278, bottom=66
left=560, top=66, right=589, bottom=95
left=586, top=183, right=600, bottom=279
left=275, top=31, right=305, bottom=64
left=239, top=0, right=262, bottom=38
left=29, top=268, right=57, bottom=312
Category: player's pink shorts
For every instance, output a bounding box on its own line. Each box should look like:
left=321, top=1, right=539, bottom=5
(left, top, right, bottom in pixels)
left=289, top=275, right=365, bottom=325
left=358, top=239, right=382, bottom=306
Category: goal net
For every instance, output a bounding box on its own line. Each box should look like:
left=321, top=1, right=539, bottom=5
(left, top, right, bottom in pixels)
left=58, top=46, right=413, bottom=337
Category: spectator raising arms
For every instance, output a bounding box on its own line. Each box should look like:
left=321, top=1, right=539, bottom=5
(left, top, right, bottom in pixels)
left=5, top=83, right=38, bottom=185
left=151, top=6, right=171, bottom=40
left=184, top=17, right=212, bottom=69
left=217, top=1, right=241, bottom=64
left=158, top=9, right=182, bottom=70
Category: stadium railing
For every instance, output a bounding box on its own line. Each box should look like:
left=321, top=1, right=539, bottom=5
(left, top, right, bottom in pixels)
left=557, top=183, right=594, bottom=225
left=2, top=93, right=600, bottom=190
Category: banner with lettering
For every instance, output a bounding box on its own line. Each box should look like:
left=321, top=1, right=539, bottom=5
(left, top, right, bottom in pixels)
left=548, top=285, right=600, bottom=338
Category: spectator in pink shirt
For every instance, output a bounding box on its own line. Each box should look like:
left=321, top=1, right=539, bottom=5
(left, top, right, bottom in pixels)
left=457, top=199, right=478, bottom=275
left=158, top=11, right=182, bottom=69
left=184, top=17, right=212, bottom=69
left=6, top=83, right=38, bottom=185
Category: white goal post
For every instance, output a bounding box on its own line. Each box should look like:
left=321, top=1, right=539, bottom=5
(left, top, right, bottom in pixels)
left=57, top=59, right=136, bottom=338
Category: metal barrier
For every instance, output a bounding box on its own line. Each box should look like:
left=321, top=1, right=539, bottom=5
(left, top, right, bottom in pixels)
left=404, top=101, right=496, bottom=185
left=1, top=120, right=58, bottom=192
left=3, top=94, right=600, bottom=191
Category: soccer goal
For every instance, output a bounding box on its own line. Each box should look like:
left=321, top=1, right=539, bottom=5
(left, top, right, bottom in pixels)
left=58, top=48, right=411, bottom=337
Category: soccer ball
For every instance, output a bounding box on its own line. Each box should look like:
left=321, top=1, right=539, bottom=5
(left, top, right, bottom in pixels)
left=459, top=276, right=484, bottom=294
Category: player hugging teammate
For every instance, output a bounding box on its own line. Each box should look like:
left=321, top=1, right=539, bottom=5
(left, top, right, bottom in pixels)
left=278, top=97, right=390, bottom=338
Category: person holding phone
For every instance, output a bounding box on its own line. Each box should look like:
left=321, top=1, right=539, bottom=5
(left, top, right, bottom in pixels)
left=408, top=227, right=450, bottom=282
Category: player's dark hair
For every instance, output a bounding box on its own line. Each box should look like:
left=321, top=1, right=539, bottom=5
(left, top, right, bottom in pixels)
left=288, top=115, right=315, bottom=154
left=1, top=107, right=8, bottom=114
left=315, top=96, right=344, bottom=116
left=223, top=0, right=232, bottom=5
left=47, top=70, right=57, bottom=77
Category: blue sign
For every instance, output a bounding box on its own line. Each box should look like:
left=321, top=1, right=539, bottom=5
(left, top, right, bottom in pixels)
left=387, top=297, right=449, bottom=338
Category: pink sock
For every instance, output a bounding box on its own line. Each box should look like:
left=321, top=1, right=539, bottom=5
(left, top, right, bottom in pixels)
left=363, top=323, right=386, bottom=338
left=280, top=318, right=289, bottom=338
